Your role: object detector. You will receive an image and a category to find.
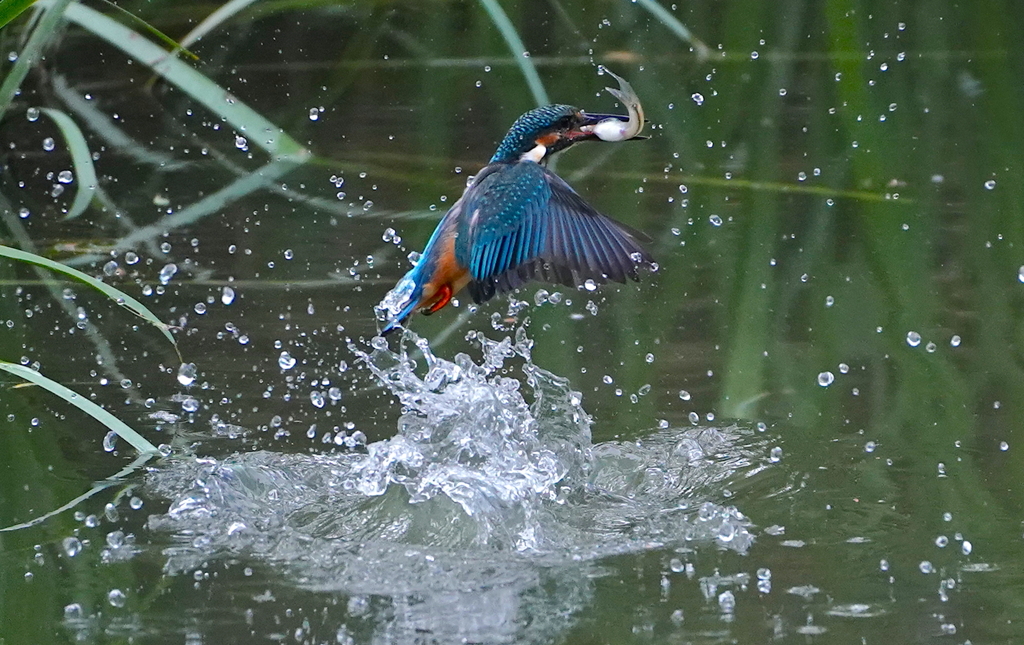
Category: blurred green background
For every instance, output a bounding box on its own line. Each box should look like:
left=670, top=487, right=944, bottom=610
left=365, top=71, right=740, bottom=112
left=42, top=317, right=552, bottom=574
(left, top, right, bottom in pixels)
left=1, top=0, right=1023, bottom=642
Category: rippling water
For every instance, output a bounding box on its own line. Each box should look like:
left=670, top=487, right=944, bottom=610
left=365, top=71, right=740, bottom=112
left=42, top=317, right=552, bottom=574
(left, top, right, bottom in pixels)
left=139, top=326, right=771, bottom=642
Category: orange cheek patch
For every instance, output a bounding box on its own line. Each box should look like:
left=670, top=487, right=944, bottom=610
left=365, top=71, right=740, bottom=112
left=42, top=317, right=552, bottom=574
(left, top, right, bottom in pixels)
left=535, top=132, right=559, bottom=147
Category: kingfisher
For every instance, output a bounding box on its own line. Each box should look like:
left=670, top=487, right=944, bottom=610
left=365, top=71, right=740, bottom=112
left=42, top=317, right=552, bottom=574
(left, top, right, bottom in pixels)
left=377, top=68, right=654, bottom=336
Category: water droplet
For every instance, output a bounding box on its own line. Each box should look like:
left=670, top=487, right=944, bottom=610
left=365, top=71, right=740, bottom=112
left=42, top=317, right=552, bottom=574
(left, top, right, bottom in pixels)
left=278, top=351, right=296, bottom=370
left=107, top=589, right=126, bottom=608
left=158, top=263, right=177, bottom=285
left=194, top=302, right=207, bottom=314
left=645, top=353, right=655, bottom=363
left=125, top=252, right=139, bottom=265
left=129, top=496, right=143, bottom=510
left=678, top=390, right=691, bottom=401
left=583, top=279, right=597, bottom=292
left=64, top=603, right=82, bottom=619
left=717, top=589, right=735, bottom=611
left=62, top=537, right=82, bottom=557
left=825, top=295, right=834, bottom=307
left=221, top=286, right=236, bottom=305
left=984, top=179, right=996, bottom=190
left=102, top=431, right=117, bottom=452
left=177, top=363, right=197, bottom=386
left=42, top=137, right=55, bottom=152
left=1000, top=441, right=1009, bottom=451
left=181, top=396, right=199, bottom=413
left=308, top=107, right=320, bottom=121
left=962, top=540, right=972, bottom=555
left=769, top=446, right=783, bottom=462
left=818, top=371, right=835, bottom=386
left=750, top=51, right=759, bottom=60
left=57, top=170, right=74, bottom=184
left=691, top=93, right=704, bottom=105
left=234, top=135, right=248, bottom=150
left=103, top=260, right=119, bottom=276
left=906, top=331, right=922, bottom=347
left=709, top=214, right=723, bottom=226
left=310, top=390, right=325, bottom=408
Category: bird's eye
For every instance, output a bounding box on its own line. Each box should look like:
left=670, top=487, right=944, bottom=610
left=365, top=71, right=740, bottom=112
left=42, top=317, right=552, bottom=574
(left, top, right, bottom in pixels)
left=555, top=115, right=575, bottom=130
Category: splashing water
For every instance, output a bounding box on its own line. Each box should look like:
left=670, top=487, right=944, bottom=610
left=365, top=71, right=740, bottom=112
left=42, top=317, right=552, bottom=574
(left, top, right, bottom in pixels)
left=146, top=325, right=764, bottom=616
left=138, top=325, right=771, bottom=642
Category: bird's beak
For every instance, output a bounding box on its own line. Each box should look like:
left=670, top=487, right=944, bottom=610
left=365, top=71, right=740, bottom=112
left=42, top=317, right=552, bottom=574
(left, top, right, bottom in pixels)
left=572, top=67, right=647, bottom=143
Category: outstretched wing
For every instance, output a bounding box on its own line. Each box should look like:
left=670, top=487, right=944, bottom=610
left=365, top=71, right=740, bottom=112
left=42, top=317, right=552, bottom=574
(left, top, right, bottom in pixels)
left=454, top=162, right=653, bottom=304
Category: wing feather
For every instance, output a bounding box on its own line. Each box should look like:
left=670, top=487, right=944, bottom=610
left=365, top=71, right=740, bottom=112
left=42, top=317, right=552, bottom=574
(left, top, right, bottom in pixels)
left=455, top=162, right=653, bottom=304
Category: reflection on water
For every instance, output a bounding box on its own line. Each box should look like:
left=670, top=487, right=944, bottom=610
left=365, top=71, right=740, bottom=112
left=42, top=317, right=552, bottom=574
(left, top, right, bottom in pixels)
left=137, top=326, right=765, bottom=643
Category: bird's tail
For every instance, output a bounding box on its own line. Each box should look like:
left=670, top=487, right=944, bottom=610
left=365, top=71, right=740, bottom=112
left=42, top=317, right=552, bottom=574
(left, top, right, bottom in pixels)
left=376, top=272, right=422, bottom=336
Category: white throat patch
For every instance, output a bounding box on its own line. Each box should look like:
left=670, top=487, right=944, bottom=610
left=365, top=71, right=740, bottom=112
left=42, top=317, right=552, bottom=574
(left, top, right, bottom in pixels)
left=519, top=143, right=547, bottom=163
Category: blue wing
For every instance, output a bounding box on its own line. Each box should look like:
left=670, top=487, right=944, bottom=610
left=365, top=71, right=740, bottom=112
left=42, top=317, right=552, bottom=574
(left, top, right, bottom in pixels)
left=454, top=162, right=653, bottom=303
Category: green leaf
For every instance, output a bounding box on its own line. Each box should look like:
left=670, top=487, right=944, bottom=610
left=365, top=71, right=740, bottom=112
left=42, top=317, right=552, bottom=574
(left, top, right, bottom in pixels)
left=633, top=0, right=711, bottom=61
left=0, top=0, right=73, bottom=122
left=96, top=0, right=198, bottom=61
left=0, top=361, right=159, bottom=455
left=0, top=0, right=38, bottom=31
left=61, top=1, right=308, bottom=160
left=0, top=244, right=178, bottom=350
left=477, top=0, right=549, bottom=106
left=0, top=452, right=154, bottom=532
left=179, top=0, right=260, bottom=50
left=37, top=107, right=98, bottom=220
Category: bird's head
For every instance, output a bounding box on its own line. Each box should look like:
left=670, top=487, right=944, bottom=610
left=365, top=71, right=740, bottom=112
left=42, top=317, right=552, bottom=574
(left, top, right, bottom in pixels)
left=489, top=68, right=646, bottom=164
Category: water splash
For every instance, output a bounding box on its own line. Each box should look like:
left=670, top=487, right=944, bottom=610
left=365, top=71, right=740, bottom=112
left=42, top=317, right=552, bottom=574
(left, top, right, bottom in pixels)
left=148, top=326, right=759, bottom=565
left=136, top=325, right=771, bottom=641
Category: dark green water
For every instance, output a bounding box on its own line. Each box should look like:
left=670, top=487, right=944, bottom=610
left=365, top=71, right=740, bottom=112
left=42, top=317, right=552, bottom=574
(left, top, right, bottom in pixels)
left=1, top=0, right=1023, bottom=642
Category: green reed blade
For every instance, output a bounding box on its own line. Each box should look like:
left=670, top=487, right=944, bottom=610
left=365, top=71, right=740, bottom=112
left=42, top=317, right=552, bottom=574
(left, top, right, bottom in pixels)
left=0, top=244, right=178, bottom=349
left=0, top=452, right=155, bottom=532
left=0, top=362, right=159, bottom=455
left=37, top=107, right=98, bottom=220
left=477, top=0, right=550, bottom=106
left=0, top=0, right=72, bottom=121
left=96, top=0, right=198, bottom=60
left=57, top=0, right=308, bottom=160
left=0, top=0, right=38, bottom=30
left=179, top=0, right=260, bottom=49
left=633, top=0, right=711, bottom=60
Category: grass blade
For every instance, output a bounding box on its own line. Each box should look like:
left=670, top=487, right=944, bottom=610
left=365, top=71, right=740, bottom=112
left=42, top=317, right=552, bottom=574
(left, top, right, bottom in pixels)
left=0, top=244, right=178, bottom=350
left=105, top=157, right=303, bottom=252
left=179, top=0, right=260, bottom=49
left=0, top=362, right=159, bottom=455
left=52, top=74, right=186, bottom=170
left=0, top=0, right=38, bottom=30
left=57, top=0, right=308, bottom=160
left=96, top=0, right=198, bottom=60
left=38, top=107, right=98, bottom=220
left=0, top=452, right=154, bottom=532
left=477, top=0, right=550, bottom=106
left=0, top=0, right=73, bottom=121
left=633, top=0, right=711, bottom=61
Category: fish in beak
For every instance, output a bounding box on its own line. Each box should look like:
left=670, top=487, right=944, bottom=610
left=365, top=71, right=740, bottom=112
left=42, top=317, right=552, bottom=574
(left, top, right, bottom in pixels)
left=575, top=66, right=647, bottom=142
